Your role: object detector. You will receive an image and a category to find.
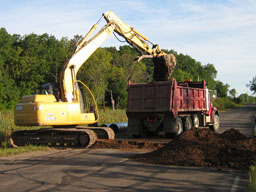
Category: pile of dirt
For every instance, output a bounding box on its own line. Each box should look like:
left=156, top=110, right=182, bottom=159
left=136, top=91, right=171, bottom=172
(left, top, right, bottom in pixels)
left=131, top=128, right=256, bottom=170
left=92, top=139, right=164, bottom=151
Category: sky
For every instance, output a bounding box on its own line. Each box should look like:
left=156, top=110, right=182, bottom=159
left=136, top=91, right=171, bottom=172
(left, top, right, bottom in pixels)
left=0, top=0, right=255, bottom=96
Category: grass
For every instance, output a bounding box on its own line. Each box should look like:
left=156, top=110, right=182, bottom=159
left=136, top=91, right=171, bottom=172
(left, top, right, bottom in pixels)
left=98, top=108, right=127, bottom=125
left=250, top=166, right=256, bottom=192
left=0, top=145, right=50, bottom=157
left=0, top=110, right=41, bottom=145
left=213, top=97, right=240, bottom=111
left=249, top=114, right=256, bottom=191
left=0, top=110, right=49, bottom=156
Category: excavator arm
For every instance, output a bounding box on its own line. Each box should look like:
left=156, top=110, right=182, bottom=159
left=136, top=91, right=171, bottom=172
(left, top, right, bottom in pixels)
left=103, top=11, right=176, bottom=82
left=60, top=10, right=176, bottom=102
left=103, top=11, right=164, bottom=56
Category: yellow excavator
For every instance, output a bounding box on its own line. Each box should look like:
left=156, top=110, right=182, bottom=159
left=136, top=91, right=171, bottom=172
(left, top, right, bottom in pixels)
left=11, top=10, right=176, bottom=147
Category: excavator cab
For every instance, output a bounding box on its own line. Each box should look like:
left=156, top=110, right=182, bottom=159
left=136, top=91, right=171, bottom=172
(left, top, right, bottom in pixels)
left=33, top=83, right=61, bottom=101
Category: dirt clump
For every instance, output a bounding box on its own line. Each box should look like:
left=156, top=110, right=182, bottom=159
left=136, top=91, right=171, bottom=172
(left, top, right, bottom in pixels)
left=153, top=54, right=176, bottom=81
left=131, top=128, right=256, bottom=170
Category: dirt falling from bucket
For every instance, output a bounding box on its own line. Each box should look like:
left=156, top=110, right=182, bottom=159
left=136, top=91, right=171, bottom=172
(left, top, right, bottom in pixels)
left=153, top=54, right=176, bottom=81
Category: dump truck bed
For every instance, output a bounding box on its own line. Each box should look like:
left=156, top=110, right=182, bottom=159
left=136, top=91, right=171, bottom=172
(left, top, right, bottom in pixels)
left=127, top=79, right=208, bottom=117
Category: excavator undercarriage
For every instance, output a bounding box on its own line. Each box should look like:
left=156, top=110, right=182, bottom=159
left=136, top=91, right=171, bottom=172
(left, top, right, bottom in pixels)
left=10, top=126, right=114, bottom=148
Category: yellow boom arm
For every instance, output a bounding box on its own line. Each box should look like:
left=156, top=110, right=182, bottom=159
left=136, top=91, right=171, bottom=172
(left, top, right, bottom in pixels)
left=60, top=10, right=175, bottom=102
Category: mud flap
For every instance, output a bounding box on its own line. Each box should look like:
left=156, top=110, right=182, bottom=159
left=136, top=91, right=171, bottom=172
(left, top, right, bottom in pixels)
left=163, top=117, right=174, bottom=134
left=128, top=117, right=142, bottom=136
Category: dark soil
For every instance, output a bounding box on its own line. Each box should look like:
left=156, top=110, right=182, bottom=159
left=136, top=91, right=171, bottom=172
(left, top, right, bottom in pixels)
left=91, top=139, right=164, bottom=151
left=131, top=128, right=256, bottom=170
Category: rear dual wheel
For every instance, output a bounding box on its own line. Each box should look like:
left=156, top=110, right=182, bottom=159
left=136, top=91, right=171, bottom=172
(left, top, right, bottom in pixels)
left=183, top=114, right=200, bottom=129
left=165, top=115, right=198, bottom=138
left=165, top=117, right=183, bottom=138
left=183, top=116, right=192, bottom=130
left=192, top=114, right=200, bottom=128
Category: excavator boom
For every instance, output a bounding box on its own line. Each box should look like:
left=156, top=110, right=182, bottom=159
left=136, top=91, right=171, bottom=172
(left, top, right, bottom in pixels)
left=60, top=23, right=115, bottom=102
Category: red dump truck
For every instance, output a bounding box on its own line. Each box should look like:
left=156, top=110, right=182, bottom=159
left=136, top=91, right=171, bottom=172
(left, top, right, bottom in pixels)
left=126, top=78, right=219, bottom=138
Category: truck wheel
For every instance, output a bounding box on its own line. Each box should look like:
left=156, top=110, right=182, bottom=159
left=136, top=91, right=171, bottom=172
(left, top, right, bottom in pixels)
left=209, top=114, right=219, bottom=132
left=192, top=114, right=199, bottom=128
left=165, top=117, right=183, bottom=138
left=175, top=117, right=183, bottom=135
left=183, top=116, right=192, bottom=130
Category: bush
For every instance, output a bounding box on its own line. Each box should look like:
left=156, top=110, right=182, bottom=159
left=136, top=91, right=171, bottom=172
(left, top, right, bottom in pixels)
left=213, top=97, right=238, bottom=111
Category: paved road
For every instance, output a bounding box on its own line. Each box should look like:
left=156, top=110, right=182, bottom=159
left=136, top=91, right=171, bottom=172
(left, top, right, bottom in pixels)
left=219, top=104, right=256, bottom=137
left=0, top=105, right=255, bottom=192
left=0, top=149, right=249, bottom=192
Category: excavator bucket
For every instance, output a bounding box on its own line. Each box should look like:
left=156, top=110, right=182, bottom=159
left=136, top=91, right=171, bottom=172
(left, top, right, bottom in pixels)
left=153, top=54, right=176, bottom=81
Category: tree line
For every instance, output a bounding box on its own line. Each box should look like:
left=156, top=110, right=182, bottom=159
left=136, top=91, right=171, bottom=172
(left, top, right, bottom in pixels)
left=0, top=27, right=255, bottom=110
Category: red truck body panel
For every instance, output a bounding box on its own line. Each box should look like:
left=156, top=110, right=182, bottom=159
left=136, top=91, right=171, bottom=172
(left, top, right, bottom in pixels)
left=127, top=79, right=209, bottom=117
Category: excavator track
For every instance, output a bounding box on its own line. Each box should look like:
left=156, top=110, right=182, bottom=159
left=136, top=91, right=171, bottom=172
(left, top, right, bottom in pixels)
left=10, top=127, right=114, bottom=148
left=77, top=126, right=115, bottom=140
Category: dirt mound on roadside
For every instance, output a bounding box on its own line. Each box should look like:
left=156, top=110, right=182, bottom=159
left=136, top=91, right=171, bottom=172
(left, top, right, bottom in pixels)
left=131, top=128, right=256, bottom=170
left=91, top=139, right=164, bottom=151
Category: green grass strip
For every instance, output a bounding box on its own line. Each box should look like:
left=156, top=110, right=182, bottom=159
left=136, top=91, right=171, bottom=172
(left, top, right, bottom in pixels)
left=249, top=114, right=256, bottom=191
left=249, top=166, right=256, bottom=192
left=0, top=145, right=50, bottom=157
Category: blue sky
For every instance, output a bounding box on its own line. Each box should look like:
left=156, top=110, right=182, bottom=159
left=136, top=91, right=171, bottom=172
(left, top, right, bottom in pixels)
left=0, top=0, right=255, bottom=96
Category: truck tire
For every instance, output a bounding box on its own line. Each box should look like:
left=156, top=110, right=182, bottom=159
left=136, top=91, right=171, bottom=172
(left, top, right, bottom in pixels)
left=165, top=117, right=183, bottom=138
left=209, top=114, right=219, bottom=132
left=183, top=116, right=192, bottom=130
left=192, top=114, right=200, bottom=128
